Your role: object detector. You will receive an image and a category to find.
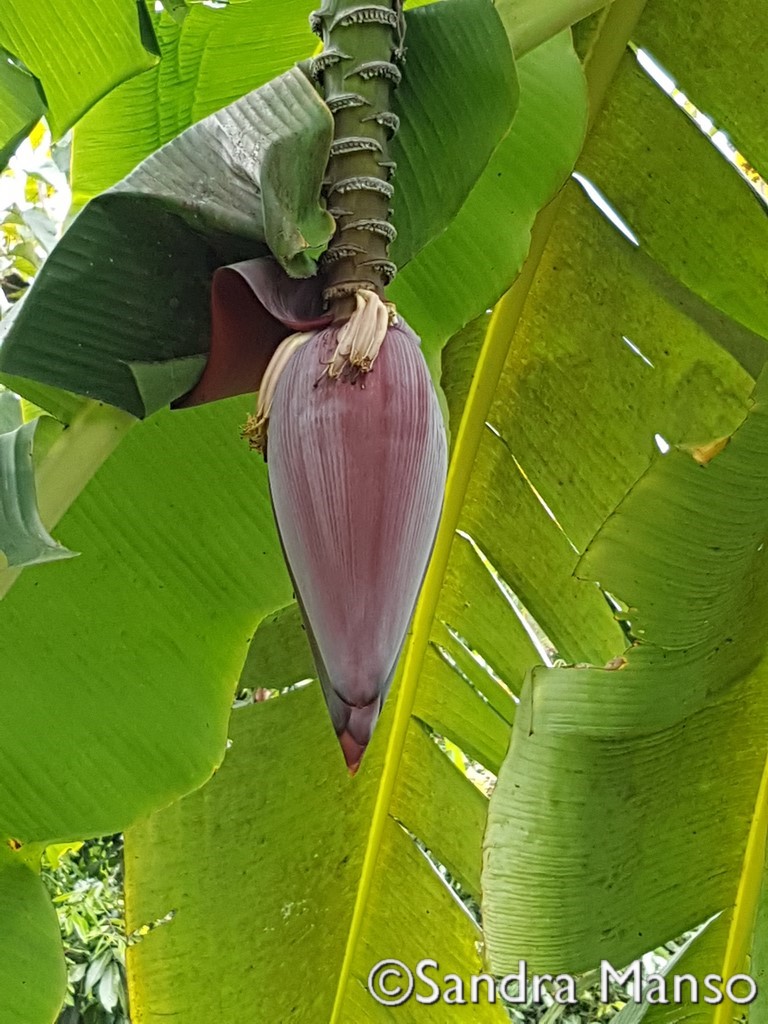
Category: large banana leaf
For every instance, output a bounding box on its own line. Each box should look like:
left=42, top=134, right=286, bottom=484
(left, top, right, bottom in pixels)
left=126, top=685, right=505, bottom=1023
left=0, top=395, right=292, bottom=843
left=479, top=0, right=768, bottom=1017
left=484, top=367, right=768, bottom=968
left=0, top=67, right=335, bottom=416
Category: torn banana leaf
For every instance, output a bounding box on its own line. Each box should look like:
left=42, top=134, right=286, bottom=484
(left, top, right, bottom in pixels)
left=483, top=363, right=768, bottom=1018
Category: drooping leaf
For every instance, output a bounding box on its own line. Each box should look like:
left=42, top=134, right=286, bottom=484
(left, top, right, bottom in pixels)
left=0, top=390, right=75, bottom=568
left=0, top=0, right=158, bottom=141
left=74, top=0, right=517, bottom=264
left=0, top=68, right=334, bottom=416
left=0, top=194, right=223, bottom=417
left=109, top=65, right=334, bottom=276
left=0, top=845, right=67, bottom=1024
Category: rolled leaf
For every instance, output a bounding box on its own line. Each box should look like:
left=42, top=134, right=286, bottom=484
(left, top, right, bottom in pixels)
left=0, top=390, right=76, bottom=568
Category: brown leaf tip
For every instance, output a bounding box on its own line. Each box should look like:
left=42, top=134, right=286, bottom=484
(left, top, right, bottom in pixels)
left=689, top=435, right=731, bottom=466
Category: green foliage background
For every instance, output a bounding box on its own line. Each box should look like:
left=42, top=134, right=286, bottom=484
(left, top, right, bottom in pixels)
left=1, top=1, right=767, bottom=1023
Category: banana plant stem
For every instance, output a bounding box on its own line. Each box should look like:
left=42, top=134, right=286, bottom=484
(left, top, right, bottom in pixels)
left=311, top=0, right=403, bottom=317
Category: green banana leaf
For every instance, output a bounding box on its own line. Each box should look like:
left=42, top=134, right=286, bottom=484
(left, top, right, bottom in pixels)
left=0, top=844, right=66, bottom=1024
left=0, top=395, right=292, bottom=843
left=0, top=0, right=158, bottom=156
left=0, top=66, right=335, bottom=417
left=479, top=0, right=768, bottom=1020
left=390, top=28, right=588, bottom=361
left=0, top=0, right=518, bottom=416
left=0, top=49, right=45, bottom=169
left=2, top=0, right=766, bottom=1021
left=484, top=365, right=768, bottom=967
left=633, top=0, right=768, bottom=181
left=0, top=390, right=75, bottom=567
left=125, top=684, right=507, bottom=1023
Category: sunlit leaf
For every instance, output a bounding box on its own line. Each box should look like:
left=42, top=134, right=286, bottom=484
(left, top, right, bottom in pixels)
left=0, top=0, right=158, bottom=139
